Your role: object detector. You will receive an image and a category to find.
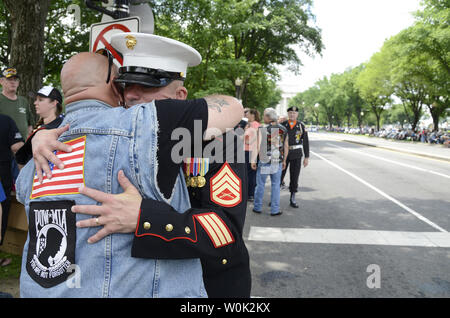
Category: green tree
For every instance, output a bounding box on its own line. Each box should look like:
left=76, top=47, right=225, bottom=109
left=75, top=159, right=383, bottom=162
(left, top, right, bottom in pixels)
left=289, top=86, right=321, bottom=125
left=340, top=65, right=366, bottom=129
left=402, top=0, right=450, bottom=131
left=356, top=48, right=394, bottom=131
left=383, top=104, right=410, bottom=128
left=149, top=0, right=323, bottom=107
left=314, top=76, right=337, bottom=128
left=2, top=0, right=323, bottom=113
left=384, top=33, right=426, bottom=131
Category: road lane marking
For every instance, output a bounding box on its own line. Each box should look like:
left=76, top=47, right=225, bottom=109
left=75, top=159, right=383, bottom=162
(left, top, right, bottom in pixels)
left=248, top=227, right=450, bottom=248
left=326, top=142, right=450, bottom=179
left=311, top=150, right=448, bottom=233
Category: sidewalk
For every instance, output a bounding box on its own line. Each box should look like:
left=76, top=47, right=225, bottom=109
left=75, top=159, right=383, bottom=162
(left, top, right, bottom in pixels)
left=311, top=132, right=450, bottom=162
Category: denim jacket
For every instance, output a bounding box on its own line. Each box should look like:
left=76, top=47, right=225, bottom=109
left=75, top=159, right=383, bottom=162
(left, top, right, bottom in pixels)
left=16, top=99, right=206, bottom=298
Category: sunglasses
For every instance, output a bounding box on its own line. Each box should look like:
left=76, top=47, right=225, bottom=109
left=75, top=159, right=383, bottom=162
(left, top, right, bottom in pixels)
left=95, top=48, right=114, bottom=84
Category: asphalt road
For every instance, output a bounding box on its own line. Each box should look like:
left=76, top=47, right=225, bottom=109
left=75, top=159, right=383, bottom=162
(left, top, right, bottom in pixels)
left=244, top=132, right=450, bottom=298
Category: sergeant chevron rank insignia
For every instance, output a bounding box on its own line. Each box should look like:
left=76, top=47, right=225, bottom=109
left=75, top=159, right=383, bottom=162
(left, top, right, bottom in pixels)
left=210, top=162, right=241, bottom=207
left=194, top=212, right=234, bottom=248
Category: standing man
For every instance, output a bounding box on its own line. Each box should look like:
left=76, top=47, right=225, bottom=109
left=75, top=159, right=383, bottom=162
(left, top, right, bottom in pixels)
left=251, top=108, right=288, bottom=216
left=0, top=68, right=34, bottom=140
left=30, top=33, right=250, bottom=297
left=280, top=106, right=310, bottom=208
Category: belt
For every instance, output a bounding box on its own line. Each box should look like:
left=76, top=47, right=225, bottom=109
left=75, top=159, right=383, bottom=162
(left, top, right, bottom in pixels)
left=289, top=145, right=303, bottom=150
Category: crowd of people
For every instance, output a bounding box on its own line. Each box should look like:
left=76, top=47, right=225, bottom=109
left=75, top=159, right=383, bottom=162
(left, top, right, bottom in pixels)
left=0, top=67, right=64, bottom=268
left=339, top=126, right=450, bottom=146
left=242, top=106, right=310, bottom=216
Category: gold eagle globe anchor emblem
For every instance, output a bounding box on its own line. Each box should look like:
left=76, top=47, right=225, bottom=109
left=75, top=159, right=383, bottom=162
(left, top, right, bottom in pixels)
left=125, top=35, right=137, bottom=50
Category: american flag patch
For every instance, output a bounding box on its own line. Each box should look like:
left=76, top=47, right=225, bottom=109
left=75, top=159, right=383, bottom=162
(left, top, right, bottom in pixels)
left=30, top=136, right=86, bottom=199
left=194, top=212, right=235, bottom=248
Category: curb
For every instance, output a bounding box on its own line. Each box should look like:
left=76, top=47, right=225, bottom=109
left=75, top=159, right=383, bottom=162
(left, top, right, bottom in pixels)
left=342, top=139, right=450, bottom=163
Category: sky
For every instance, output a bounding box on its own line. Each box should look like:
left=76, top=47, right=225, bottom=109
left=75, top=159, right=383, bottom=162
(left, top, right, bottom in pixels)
left=277, top=0, right=423, bottom=94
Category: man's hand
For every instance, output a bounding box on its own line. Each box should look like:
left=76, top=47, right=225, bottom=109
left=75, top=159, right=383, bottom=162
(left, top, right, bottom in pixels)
left=32, top=125, right=71, bottom=183
left=72, top=170, right=142, bottom=244
left=303, top=157, right=309, bottom=168
left=251, top=163, right=257, bottom=170
left=282, top=161, right=287, bottom=170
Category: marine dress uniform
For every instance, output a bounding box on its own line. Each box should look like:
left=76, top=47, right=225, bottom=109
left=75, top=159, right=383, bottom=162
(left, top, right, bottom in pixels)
left=280, top=106, right=310, bottom=208
left=110, top=33, right=251, bottom=298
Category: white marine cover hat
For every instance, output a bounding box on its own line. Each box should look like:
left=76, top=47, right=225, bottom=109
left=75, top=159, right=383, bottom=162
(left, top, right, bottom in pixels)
left=110, top=32, right=202, bottom=88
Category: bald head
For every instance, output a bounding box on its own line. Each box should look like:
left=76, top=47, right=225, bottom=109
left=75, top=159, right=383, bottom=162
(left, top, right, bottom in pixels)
left=61, top=52, right=120, bottom=106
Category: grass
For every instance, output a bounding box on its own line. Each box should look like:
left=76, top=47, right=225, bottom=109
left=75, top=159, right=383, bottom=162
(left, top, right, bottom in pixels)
left=0, top=251, right=22, bottom=279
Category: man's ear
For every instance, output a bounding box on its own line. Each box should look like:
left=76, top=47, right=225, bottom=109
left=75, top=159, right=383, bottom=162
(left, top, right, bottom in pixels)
left=175, top=85, right=188, bottom=100
left=110, top=78, right=125, bottom=106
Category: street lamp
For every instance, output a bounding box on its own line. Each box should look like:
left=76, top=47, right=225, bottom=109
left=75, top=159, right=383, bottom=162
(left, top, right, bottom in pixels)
left=235, top=77, right=243, bottom=101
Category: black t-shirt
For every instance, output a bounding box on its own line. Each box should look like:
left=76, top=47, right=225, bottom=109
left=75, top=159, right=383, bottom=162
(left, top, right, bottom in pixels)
left=0, top=114, right=24, bottom=163
left=155, top=98, right=208, bottom=199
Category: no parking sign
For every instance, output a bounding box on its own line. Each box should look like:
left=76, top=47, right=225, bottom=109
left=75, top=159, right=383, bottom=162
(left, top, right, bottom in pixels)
left=89, top=17, right=140, bottom=66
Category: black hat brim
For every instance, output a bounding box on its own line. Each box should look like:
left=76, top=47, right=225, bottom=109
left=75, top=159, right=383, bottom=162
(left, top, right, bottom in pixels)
left=114, top=72, right=174, bottom=88
left=36, top=91, right=62, bottom=104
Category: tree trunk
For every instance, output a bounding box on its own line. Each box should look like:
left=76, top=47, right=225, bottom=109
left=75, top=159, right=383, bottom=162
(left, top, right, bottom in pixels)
left=357, top=116, right=362, bottom=130
left=4, top=0, right=51, bottom=120
left=427, top=101, right=446, bottom=132
left=371, top=103, right=383, bottom=131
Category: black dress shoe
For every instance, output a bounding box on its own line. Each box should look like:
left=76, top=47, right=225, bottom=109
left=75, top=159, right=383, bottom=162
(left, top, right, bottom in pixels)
left=247, top=196, right=254, bottom=202
left=271, top=211, right=283, bottom=216
left=290, top=193, right=299, bottom=208
left=252, top=209, right=262, bottom=214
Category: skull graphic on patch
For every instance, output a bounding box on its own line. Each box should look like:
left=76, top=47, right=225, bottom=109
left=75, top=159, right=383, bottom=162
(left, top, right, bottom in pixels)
left=26, top=200, right=76, bottom=288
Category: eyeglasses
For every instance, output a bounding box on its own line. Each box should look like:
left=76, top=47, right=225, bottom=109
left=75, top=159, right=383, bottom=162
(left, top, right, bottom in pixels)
left=95, top=48, right=114, bottom=84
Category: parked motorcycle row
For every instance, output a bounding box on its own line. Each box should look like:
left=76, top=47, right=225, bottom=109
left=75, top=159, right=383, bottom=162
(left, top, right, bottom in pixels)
left=312, top=126, right=450, bottom=147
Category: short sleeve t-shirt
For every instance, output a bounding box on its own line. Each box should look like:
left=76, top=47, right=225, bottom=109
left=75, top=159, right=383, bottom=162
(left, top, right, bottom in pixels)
left=0, top=94, right=34, bottom=140
left=154, top=98, right=208, bottom=199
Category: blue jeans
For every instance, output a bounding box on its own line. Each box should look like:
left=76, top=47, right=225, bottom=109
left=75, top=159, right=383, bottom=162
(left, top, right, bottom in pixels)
left=254, top=162, right=282, bottom=214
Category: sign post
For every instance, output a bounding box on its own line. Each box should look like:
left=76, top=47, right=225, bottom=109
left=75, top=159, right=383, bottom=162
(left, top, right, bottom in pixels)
left=89, top=17, right=140, bottom=66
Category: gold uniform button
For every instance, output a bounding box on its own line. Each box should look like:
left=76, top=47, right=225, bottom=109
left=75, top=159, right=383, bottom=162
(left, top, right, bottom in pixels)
left=165, top=224, right=174, bottom=232
left=222, top=259, right=227, bottom=265
left=185, top=226, right=191, bottom=234
left=143, top=222, right=151, bottom=230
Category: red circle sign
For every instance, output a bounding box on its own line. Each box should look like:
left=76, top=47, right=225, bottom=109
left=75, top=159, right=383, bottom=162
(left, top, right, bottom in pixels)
left=92, top=24, right=131, bottom=65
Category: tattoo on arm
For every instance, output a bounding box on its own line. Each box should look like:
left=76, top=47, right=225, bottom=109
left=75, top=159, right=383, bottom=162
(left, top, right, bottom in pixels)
left=205, top=97, right=230, bottom=113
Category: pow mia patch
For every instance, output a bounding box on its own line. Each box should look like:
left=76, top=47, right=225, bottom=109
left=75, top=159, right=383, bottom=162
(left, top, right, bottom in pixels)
left=26, top=200, right=76, bottom=288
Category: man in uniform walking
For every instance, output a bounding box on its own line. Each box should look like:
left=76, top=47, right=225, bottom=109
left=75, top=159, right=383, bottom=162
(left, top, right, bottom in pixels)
left=280, top=106, right=309, bottom=208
